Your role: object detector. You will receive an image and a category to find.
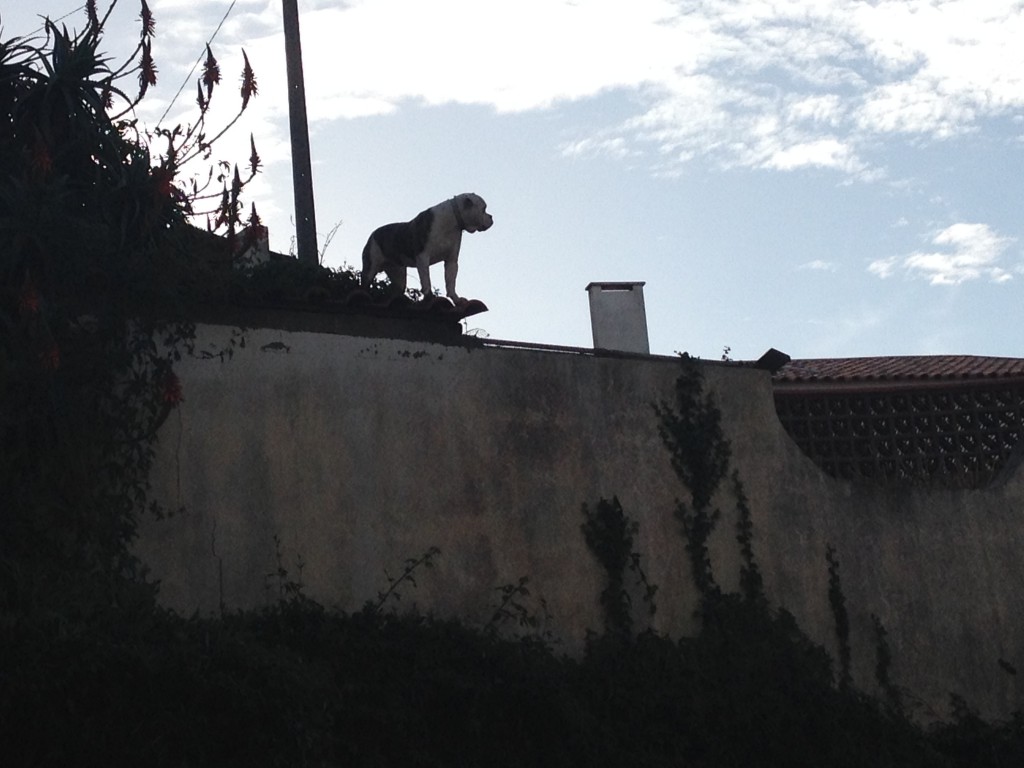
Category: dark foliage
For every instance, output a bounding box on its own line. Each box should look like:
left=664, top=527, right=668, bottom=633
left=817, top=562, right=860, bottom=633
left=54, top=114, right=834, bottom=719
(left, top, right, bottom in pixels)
left=581, top=496, right=637, bottom=638
left=0, top=4, right=366, bottom=594
left=0, top=6, right=260, bottom=588
left=826, top=543, right=853, bottom=689
left=9, top=587, right=1016, bottom=768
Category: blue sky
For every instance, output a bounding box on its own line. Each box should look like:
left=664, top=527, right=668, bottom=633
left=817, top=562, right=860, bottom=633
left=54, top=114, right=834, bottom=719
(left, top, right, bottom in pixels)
left=7, top=1, right=1024, bottom=359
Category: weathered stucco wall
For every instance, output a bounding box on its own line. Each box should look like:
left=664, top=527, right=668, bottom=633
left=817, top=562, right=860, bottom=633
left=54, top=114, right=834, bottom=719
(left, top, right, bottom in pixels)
left=137, top=319, right=1024, bottom=720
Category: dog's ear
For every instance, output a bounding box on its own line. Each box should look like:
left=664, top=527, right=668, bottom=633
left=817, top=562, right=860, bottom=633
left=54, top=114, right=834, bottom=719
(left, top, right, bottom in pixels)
left=461, top=195, right=473, bottom=210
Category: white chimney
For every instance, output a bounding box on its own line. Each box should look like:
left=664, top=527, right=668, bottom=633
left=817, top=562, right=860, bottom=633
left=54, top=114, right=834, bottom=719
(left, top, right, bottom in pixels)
left=585, top=281, right=650, bottom=354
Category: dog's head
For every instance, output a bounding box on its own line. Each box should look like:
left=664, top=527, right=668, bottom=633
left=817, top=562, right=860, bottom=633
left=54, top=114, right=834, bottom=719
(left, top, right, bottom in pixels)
left=455, top=193, right=494, bottom=233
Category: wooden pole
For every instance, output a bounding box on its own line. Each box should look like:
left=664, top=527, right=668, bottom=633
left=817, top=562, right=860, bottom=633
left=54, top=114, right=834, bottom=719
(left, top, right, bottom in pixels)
left=282, top=0, right=318, bottom=264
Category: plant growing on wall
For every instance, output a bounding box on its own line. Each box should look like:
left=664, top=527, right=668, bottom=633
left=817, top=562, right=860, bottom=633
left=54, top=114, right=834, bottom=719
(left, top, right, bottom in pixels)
left=872, top=612, right=904, bottom=712
left=826, top=543, right=853, bottom=689
left=581, top=496, right=639, bottom=638
left=653, top=355, right=732, bottom=602
left=366, top=546, right=442, bottom=613
left=0, top=2, right=260, bottom=598
left=732, top=469, right=764, bottom=604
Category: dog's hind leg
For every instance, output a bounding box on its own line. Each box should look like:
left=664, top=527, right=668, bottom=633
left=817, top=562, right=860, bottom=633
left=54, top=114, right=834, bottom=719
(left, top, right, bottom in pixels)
left=385, top=264, right=407, bottom=297
left=361, top=238, right=382, bottom=291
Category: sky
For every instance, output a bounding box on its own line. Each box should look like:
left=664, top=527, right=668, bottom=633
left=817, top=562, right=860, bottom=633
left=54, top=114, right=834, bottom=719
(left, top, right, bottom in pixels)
left=5, top=0, right=1024, bottom=360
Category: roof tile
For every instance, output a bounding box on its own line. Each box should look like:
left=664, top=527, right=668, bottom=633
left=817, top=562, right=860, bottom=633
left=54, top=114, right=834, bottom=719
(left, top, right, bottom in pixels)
left=774, top=355, right=1024, bottom=384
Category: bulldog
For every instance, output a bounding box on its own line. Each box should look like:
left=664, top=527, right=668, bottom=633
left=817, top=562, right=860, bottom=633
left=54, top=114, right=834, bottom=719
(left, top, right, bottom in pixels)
left=360, top=193, right=493, bottom=302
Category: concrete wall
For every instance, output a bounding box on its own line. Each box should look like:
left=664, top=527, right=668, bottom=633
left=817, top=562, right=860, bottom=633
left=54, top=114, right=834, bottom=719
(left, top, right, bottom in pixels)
left=137, top=318, right=1024, bottom=720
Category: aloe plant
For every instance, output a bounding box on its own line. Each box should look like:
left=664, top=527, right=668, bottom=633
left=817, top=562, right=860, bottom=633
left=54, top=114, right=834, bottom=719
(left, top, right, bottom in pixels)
left=0, top=1, right=259, bottom=581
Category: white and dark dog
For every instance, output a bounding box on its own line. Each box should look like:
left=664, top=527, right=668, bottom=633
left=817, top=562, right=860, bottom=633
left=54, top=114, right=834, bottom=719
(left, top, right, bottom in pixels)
left=360, top=193, right=493, bottom=303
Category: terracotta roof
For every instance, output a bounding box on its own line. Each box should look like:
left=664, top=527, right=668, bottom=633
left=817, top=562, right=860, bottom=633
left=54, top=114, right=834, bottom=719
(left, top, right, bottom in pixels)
left=774, top=355, right=1024, bottom=387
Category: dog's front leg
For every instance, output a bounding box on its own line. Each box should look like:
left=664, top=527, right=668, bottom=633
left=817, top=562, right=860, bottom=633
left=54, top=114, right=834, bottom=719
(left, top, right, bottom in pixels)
left=444, top=259, right=461, bottom=302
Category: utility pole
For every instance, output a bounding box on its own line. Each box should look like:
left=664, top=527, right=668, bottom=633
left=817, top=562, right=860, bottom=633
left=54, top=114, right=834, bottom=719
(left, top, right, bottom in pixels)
left=282, top=0, right=318, bottom=265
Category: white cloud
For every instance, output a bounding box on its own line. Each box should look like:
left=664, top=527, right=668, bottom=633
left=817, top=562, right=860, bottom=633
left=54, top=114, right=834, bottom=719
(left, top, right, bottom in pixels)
left=273, top=0, right=693, bottom=117
left=561, top=136, right=637, bottom=161
left=138, top=0, right=1024, bottom=179
left=867, top=256, right=899, bottom=279
left=763, top=138, right=860, bottom=172
left=869, top=222, right=1017, bottom=285
left=799, top=259, right=837, bottom=272
left=628, top=1, right=1024, bottom=173
left=851, top=0, right=1024, bottom=133
left=785, top=94, right=845, bottom=126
